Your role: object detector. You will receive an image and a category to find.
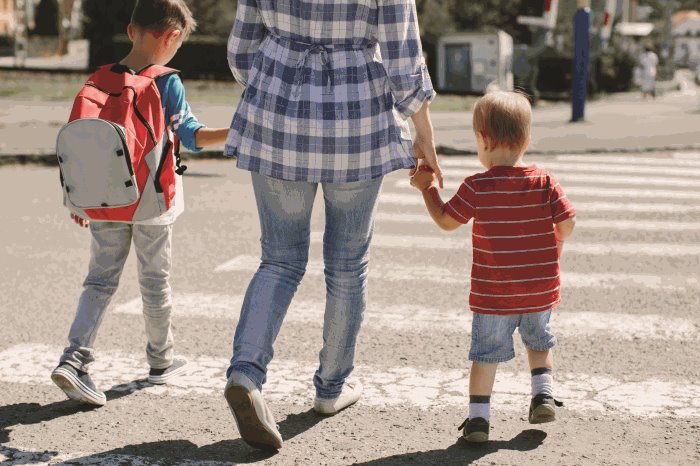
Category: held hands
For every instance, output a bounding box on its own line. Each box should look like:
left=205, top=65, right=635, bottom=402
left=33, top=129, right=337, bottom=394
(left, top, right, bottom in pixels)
left=410, top=135, right=444, bottom=189
left=409, top=164, right=437, bottom=192
left=70, top=213, right=89, bottom=228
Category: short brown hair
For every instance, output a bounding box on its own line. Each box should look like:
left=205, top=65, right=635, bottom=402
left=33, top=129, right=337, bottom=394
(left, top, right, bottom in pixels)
left=472, top=91, right=532, bottom=151
left=131, top=0, right=197, bottom=38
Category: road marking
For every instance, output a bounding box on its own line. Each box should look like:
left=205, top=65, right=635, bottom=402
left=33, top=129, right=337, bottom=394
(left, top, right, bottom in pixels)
left=114, top=293, right=697, bottom=341
left=554, top=154, right=700, bottom=167
left=392, top=180, right=700, bottom=200
left=375, top=213, right=700, bottom=232
left=214, top=254, right=698, bottom=291
left=673, top=152, right=700, bottom=160
left=2, top=344, right=698, bottom=417
left=381, top=191, right=700, bottom=209
left=435, top=173, right=700, bottom=189
left=438, top=159, right=700, bottom=178
left=307, top=231, right=700, bottom=256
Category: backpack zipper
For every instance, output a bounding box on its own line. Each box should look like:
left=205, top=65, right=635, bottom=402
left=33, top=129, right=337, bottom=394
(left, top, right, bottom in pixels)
left=85, top=82, right=157, bottom=146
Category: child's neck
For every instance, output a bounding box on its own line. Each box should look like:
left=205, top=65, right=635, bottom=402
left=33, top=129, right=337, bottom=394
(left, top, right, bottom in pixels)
left=484, top=148, right=525, bottom=169
left=120, top=47, right=157, bottom=72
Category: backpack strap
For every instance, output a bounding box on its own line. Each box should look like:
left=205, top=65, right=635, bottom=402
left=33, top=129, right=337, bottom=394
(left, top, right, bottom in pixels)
left=137, top=65, right=187, bottom=175
left=137, top=64, right=180, bottom=80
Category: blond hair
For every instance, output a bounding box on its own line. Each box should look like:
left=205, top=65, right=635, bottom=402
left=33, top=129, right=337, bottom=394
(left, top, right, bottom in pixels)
left=472, top=91, right=532, bottom=151
left=131, top=0, right=197, bottom=39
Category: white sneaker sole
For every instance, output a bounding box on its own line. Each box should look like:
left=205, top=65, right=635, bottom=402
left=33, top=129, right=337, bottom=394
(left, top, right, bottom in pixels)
left=51, top=367, right=106, bottom=406
left=313, top=384, right=362, bottom=415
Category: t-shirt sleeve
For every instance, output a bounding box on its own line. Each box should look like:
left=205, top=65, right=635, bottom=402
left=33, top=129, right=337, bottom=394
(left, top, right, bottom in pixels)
left=158, top=74, right=206, bottom=152
left=549, top=175, right=576, bottom=223
left=444, top=178, right=476, bottom=224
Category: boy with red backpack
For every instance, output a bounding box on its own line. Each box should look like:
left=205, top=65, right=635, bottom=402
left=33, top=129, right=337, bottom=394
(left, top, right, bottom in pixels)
left=51, top=0, right=229, bottom=406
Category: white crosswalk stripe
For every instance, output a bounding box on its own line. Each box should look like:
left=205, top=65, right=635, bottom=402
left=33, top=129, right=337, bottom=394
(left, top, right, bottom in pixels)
left=2, top=344, right=699, bottom=418
left=214, top=254, right=698, bottom=291
left=392, top=179, right=700, bottom=200
left=307, top=231, right=700, bottom=256
left=375, top=213, right=700, bottom=232
left=554, top=154, right=700, bottom=167
left=438, top=158, right=700, bottom=177
left=380, top=192, right=700, bottom=212
left=114, top=293, right=698, bottom=341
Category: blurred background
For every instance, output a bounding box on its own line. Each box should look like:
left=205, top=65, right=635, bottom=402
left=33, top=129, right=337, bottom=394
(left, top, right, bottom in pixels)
left=0, top=1, right=699, bottom=103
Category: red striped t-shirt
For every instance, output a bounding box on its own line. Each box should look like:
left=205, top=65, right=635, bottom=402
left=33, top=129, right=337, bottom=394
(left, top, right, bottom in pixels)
left=444, top=165, right=576, bottom=315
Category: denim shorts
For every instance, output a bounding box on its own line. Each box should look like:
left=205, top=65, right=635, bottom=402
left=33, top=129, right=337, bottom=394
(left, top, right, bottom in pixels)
left=468, top=310, right=557, bottom=363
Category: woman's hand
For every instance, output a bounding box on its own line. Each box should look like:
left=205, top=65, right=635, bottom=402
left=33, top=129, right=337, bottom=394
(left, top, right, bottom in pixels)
left=409, top=102, right=443, bottom=188
left=412, top=134, right=443, bottom=189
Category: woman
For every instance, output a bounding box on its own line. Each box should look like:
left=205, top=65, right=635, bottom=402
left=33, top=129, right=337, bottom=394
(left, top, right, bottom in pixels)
left=223, top=0, right=441, bottom=450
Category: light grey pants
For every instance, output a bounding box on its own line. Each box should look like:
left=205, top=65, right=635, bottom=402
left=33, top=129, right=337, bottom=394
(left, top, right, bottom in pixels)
left=60, top=221, right=174, bottom=371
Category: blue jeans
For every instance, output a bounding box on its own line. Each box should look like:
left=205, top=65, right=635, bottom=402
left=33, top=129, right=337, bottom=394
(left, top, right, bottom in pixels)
left=228, top=172, right=383, bottom=399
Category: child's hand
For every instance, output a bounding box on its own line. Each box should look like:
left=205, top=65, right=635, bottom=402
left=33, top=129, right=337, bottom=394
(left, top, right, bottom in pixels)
left=70, top=213, right=89, bottom=228
left=410, top=164, right=436, bottom=192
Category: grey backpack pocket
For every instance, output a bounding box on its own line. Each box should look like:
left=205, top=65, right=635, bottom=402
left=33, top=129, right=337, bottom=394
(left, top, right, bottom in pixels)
left=56, top=118, right=139, bottom=209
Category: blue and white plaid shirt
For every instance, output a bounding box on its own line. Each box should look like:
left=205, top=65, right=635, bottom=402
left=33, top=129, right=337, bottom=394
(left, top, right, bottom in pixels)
left=225, top=0, right=435, bottom=183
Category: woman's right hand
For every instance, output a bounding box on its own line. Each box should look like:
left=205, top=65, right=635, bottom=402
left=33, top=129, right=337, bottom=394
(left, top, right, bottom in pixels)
left=412, top=133, right=443, bottom=189
left=409, top=102, right=443, bottom=188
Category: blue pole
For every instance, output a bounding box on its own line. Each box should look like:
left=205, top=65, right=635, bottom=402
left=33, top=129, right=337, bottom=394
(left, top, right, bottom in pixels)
left=571, top=7, right=591, bottom=122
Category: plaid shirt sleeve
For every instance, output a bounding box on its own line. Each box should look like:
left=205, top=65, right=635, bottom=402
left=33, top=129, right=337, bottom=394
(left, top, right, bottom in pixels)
left=377, top=0, right=435, bottom=118
left=227, top=0, right=267, bottom=86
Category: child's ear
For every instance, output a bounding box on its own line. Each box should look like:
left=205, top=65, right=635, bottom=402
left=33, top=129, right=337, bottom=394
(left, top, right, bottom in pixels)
left=478, top=131, right=491, bottom=152
left=127, top=23, right=136, bottom=41
left=167, top=28, right=182, bottom=44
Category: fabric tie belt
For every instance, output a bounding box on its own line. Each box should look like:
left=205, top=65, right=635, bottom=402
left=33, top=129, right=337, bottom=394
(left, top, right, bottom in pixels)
left=269, top=33, right=375, bottom=95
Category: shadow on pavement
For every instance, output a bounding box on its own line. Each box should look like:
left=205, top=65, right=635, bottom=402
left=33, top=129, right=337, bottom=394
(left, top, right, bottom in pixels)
left=65, top=408, right=327, bottom=464
left=0, top=380, right=149, bottom=462
left=352, top=429, right=548, bottom=466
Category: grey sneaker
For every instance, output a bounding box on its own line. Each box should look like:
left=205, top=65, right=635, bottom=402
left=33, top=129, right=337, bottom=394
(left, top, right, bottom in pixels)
left=313, top=380, right=363, bottom=415
left=51, top=363, right=106, bottom=406
left=148, top=358, right=189, bottom=385
left=224, top=372, right=283, bottom=451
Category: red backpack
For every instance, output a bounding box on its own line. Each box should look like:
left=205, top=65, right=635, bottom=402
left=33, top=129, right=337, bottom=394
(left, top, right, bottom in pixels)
left=56, top=63, right=186, bottom=222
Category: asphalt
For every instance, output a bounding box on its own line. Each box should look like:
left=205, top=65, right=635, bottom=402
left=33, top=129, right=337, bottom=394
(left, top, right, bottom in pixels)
left=1, top=73, right=698, bottom=164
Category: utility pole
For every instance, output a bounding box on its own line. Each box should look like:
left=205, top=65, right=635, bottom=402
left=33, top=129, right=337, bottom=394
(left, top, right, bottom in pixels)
left=571, top=0, right=591, bottom=122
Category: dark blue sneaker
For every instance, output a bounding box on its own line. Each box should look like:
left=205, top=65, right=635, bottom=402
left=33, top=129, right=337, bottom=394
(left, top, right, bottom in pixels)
left=458, top=417, right=489, bottom=443
left=148, top=358, right=189, bottom=385
left=51, top=363, right=106, bottom=406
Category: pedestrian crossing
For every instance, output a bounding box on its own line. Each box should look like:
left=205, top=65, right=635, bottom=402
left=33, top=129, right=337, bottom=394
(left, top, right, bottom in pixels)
left=2, top=344, right=698, bottom=417
left=3, top=153, right=700, bottom=465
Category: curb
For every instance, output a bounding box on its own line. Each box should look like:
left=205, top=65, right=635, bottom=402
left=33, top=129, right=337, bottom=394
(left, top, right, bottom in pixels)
left=3, top=144, right=700, bottom=167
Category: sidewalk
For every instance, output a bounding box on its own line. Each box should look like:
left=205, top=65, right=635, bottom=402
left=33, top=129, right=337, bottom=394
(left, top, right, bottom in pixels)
left=2, top=81, right=700, bottom=165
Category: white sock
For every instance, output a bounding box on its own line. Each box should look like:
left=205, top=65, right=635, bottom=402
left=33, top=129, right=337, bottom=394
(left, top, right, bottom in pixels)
left=531, top=368, right=553, bottom=397
left=468, top=395, right=491, bottom=421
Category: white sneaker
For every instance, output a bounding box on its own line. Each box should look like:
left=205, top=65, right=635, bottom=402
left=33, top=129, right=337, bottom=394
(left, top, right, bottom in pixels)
left=313, top=380, right=363, bottom=415
left=224, top=372, right=283, bottom=450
